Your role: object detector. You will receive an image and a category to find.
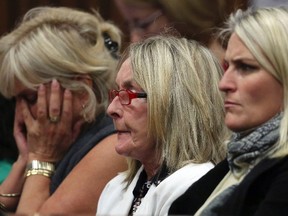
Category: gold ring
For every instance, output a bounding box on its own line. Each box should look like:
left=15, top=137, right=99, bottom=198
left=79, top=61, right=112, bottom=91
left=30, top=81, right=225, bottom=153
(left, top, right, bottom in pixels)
left=49, top=116, right=59, bottom=123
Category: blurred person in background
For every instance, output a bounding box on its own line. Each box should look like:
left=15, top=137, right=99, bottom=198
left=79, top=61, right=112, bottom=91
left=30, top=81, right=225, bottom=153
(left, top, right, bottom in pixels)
left=113, top=0, right=248, bottom=65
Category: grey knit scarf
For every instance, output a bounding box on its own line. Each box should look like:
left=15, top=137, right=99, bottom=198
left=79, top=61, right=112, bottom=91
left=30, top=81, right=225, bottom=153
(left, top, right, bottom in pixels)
left=200, top=113, right=282, bottom=216
left=227, top=113, right=281, bottom=178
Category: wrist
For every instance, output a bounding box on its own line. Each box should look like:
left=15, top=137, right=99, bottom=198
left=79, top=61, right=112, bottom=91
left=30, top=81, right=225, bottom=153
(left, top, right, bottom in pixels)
left=25, top=160, right=55, bottom=178
left=14, top=155, right=27, bottom=168
left=28, top=153, right=58, bottom=163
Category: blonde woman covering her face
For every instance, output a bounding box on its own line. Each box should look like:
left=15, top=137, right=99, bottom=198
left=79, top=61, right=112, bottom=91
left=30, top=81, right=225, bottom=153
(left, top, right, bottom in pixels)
left=0, top=6, right=127, bottom=215
left=97, top=35, right=228, bottom=215
left=169, top=7, right=288, bottom=216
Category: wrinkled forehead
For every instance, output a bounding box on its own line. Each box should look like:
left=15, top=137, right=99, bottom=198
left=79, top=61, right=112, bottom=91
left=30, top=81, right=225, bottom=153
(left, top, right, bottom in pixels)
left=115, top=58, right=143, bottom=91
left=116, top=58, right=133, bottom=85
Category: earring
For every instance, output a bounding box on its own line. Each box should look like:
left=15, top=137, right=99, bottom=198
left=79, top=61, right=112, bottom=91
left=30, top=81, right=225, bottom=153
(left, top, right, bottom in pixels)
left=82, top=104, right=89, bottom=122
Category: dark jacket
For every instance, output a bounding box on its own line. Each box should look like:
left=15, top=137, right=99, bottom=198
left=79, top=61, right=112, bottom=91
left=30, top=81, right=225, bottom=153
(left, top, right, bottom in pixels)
left=50, top=112, right=115, bottom=193
left=169, top=156, right=288, bottom=216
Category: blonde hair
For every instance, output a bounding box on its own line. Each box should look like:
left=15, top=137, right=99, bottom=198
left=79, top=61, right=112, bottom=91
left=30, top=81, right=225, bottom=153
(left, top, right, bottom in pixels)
left=0, top=6, right=121, bottom=121
left=122, top=35, right=228, bottom=184
left=220, top=7, right=288, bottom=157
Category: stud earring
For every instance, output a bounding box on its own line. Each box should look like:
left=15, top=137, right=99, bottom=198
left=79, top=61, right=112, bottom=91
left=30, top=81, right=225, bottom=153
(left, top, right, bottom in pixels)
left=82, top=104, right=89, bottom=122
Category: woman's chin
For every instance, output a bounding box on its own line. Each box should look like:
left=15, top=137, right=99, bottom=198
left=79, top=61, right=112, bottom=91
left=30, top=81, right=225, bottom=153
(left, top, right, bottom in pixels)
left=115, top=142, right=131, bottom=157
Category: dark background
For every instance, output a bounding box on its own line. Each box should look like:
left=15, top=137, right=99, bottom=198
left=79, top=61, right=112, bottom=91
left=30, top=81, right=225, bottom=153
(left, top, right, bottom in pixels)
left=0, top=0, right=131, bottom=48
left=0, top=0, right=249, bottom=50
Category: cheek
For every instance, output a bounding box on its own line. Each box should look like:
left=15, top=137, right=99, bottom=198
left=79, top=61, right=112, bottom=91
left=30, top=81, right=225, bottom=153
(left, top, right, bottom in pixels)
left=242, top=77, right=283, bottom=126
left=129, top=113, right=147, bottom=134
left=128, top=106, right=149, bottom=136
left=246, top=84, right=266, bottom=103
left=247, top=78, right=283, bottom=112
left=135, top=121, right=149, bottom=142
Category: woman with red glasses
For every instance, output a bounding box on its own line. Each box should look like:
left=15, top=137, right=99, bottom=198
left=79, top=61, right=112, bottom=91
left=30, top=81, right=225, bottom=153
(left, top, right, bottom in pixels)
left=96, top=35, right=229, bottom=215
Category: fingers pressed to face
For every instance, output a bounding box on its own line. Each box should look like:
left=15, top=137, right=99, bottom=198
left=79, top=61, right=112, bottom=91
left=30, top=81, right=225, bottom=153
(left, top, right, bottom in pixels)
left=20, top=95, right=34, bottom=126
left=13, top=102, right=28, bottom=157
left=49, top=79, right=61, bottom=119
left=62, top=89, right=73, bottom=126
left=37, top=84, right=48, bottom=122
left=15, top=99, right=23, bottom=123
left=14, top=99, right=26, bottom=134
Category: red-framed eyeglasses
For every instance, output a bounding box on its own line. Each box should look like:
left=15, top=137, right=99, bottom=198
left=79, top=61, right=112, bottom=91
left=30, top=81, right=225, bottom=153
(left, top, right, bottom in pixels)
left=109, top=89, right=147, bottom=105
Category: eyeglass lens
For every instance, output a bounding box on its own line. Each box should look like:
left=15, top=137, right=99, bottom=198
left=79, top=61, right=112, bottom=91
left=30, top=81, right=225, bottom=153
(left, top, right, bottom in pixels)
left=118, top=91, right=129, bottom=104
left=110, top=90, right=129, bottom=105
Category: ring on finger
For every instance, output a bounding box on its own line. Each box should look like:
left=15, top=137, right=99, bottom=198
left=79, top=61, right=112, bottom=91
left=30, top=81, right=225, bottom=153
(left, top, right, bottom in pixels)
left=49, top=115, right=60, bottom=123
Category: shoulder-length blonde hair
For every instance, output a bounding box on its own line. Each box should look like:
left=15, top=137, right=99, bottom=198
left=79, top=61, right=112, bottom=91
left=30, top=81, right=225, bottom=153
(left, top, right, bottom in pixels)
left=219, top=7, right=288, bottom=157
left=122, top=35, right=228, bottom=184
left=0, top=6, right=121, bottom=121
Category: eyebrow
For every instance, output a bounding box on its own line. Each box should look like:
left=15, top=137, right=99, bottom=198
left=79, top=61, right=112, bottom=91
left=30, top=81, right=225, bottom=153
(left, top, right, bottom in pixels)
left=121, top=80, right=134, bottom=89
left=226, top=54, right=256, bottom=62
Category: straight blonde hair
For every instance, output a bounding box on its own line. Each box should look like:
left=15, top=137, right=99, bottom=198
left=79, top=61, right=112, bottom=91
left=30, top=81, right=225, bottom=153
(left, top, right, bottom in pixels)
left=121, top=35, right=228, bottom=184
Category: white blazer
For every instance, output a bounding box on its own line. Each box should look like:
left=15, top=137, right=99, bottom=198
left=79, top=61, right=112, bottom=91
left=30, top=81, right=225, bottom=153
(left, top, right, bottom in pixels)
left=97, top=162, right=214, bottom=216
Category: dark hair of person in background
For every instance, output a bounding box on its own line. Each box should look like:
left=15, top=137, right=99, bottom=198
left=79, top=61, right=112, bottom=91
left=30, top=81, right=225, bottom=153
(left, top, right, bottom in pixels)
left=114, top=0, right=249, bottom=65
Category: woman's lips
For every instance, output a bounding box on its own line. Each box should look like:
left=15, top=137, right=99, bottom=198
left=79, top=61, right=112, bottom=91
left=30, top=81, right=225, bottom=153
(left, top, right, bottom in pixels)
left=224, top=100, right=240, bottom=109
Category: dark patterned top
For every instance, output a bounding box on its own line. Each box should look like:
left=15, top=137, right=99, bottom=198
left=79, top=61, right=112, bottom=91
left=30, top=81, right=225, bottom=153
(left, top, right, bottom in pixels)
left=129, top=164, right=169, bottom=215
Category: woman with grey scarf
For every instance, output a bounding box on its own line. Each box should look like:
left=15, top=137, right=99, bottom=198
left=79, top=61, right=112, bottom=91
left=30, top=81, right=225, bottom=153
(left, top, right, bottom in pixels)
left=169, top=6, right=288, bottom=216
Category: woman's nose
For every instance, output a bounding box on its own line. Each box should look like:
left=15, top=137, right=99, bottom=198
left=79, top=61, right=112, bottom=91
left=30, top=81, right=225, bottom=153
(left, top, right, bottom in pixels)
left=107, top=97, right=121, bottom=119
left=218, top=69, right=236, bottom=93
